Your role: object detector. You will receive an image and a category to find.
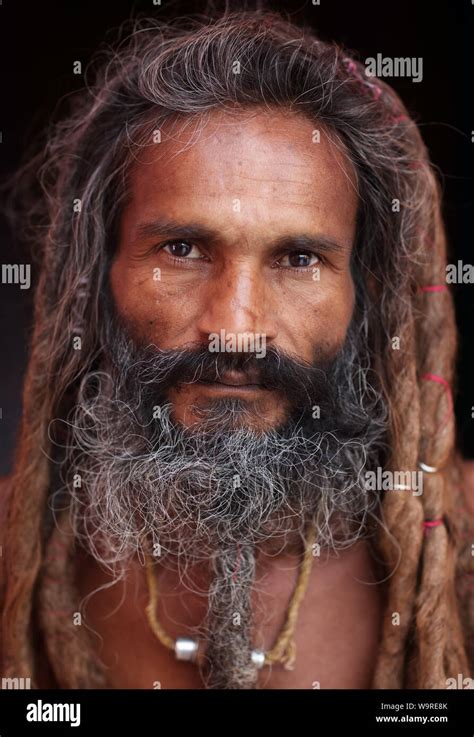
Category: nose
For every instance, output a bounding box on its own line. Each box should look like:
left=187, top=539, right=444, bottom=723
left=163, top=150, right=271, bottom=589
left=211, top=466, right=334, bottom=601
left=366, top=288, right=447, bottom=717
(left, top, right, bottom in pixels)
left=196, top=260, right=277, bottom=344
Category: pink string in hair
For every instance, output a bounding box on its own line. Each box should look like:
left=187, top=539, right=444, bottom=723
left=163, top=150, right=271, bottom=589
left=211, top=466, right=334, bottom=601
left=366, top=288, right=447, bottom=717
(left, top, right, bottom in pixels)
left=421, top=373, right=454, bottom=429
left=392, top=114, right=409, bottom=124
left=418, top=285, right=448, bottom=293
left=372, top=85, right=382, bottom=100
left=342, top=57, right=382, bottom=101
left=422, top=518, right=444, bottom=533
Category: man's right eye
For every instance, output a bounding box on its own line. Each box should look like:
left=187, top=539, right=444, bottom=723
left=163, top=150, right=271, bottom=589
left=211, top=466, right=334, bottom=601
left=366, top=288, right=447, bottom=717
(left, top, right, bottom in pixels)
left=160, top=240, right=204, bottom=259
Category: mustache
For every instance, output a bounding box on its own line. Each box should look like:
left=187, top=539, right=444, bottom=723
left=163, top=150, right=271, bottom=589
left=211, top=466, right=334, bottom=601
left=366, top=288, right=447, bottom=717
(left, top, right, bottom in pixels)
left=119, top=342, right=333, bottom=402
left=103, top=313, right=347, bottom=425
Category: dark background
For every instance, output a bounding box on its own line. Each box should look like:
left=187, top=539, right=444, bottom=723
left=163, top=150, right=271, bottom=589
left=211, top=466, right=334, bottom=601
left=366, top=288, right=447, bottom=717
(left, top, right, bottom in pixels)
left=1, top=0, right=473, bottom=474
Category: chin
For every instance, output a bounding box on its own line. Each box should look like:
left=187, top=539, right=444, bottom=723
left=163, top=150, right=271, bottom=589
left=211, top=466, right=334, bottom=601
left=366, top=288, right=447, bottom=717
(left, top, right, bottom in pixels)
left=170, top=393, right=290, bottom=434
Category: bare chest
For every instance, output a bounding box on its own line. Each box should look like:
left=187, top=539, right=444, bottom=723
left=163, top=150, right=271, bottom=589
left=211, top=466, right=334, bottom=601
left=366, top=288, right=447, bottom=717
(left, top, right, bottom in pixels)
left=75, top=542, right=385, bottom=689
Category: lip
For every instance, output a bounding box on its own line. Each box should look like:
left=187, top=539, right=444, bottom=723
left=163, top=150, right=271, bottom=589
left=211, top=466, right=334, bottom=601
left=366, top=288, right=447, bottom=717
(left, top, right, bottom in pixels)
left=197, top=381, right=265, bottom=395
left=197, top=371, right=265, bottom=394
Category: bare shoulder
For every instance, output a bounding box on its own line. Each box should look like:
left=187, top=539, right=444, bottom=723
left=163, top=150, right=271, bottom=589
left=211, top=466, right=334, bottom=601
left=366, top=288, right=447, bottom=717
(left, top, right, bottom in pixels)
left=454, top=459, right=474, bottom=675
left=459, top=459, right=474, bottom=516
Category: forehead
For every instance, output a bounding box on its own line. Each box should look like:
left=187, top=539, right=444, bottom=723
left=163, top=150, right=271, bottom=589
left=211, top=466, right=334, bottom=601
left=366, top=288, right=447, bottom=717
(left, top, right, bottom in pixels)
left=123, top=108, right=358, bottom=242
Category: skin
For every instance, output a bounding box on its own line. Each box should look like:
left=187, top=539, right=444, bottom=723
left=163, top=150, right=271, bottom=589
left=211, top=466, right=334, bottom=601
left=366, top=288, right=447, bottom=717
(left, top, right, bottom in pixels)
left=110, top=108, right=357, bottom=430
left=75, top=537, right=384, bottom=688
left=77, top=108, right=387, bottom=688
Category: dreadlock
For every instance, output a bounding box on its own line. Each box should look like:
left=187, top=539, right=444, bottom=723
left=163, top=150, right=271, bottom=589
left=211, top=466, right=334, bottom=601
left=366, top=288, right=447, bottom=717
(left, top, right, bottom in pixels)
left=0, top=7, right=472, bottom=688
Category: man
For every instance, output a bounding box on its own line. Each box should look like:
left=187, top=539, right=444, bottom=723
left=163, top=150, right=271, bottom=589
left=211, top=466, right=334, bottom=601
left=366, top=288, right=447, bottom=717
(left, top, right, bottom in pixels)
left=0, top=9, right=473, bottom=690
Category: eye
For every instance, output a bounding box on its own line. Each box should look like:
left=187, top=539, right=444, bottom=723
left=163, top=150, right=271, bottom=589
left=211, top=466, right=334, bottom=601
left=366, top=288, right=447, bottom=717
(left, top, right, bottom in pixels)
left=278, top=251, right=321, bottom=268
left=161, top=240, right=204, bottom=259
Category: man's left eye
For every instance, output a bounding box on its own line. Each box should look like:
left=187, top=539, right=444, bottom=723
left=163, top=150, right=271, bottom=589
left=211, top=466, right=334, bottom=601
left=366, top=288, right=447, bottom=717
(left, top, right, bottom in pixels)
left=162, top=240, right=203, bottom=259
left=279, top=251, right=321, bottom=268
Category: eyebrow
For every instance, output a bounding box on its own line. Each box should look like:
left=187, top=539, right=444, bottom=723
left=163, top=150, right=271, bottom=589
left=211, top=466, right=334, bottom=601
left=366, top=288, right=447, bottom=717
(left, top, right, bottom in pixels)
left=134, top=217, right=348, bottom=255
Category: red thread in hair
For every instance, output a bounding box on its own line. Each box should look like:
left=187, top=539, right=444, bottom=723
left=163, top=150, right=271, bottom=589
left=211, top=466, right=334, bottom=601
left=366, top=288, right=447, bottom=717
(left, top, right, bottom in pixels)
left=342, top=57, right=381, bottom=101
left=423, top=519, right=444, bottom=531
left=419, top=285, right=448, bottom=293
left=421, top=373, right=454, bottom=428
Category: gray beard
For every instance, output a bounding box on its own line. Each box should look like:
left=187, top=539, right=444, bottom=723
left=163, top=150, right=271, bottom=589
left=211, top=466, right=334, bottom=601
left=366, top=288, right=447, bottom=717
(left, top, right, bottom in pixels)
left=53, top=312, right=388, bottom=688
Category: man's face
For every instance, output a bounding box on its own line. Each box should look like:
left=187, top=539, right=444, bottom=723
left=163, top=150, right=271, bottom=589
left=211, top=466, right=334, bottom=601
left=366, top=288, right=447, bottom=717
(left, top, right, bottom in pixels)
left=110, top=109, right=358, bottom=429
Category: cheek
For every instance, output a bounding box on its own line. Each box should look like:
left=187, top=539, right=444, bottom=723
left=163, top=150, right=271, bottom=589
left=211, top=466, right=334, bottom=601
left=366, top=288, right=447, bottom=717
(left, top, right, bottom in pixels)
left=109, top=259, right=191, bottom=343
left=327, top=272, right=356, bottom=334
left=110, top=260, right=153, bottom=321
left=279, top=272, right=355, bottom=359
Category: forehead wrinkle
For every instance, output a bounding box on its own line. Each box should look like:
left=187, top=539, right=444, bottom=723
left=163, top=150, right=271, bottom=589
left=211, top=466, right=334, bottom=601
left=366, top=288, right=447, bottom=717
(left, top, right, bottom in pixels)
left=123, top=110, right=359, bottom=249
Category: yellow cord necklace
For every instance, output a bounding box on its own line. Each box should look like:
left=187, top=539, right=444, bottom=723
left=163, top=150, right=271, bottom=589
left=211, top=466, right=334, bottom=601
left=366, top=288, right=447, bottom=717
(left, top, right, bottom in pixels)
left=144, top=523, right=316, bottom=671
